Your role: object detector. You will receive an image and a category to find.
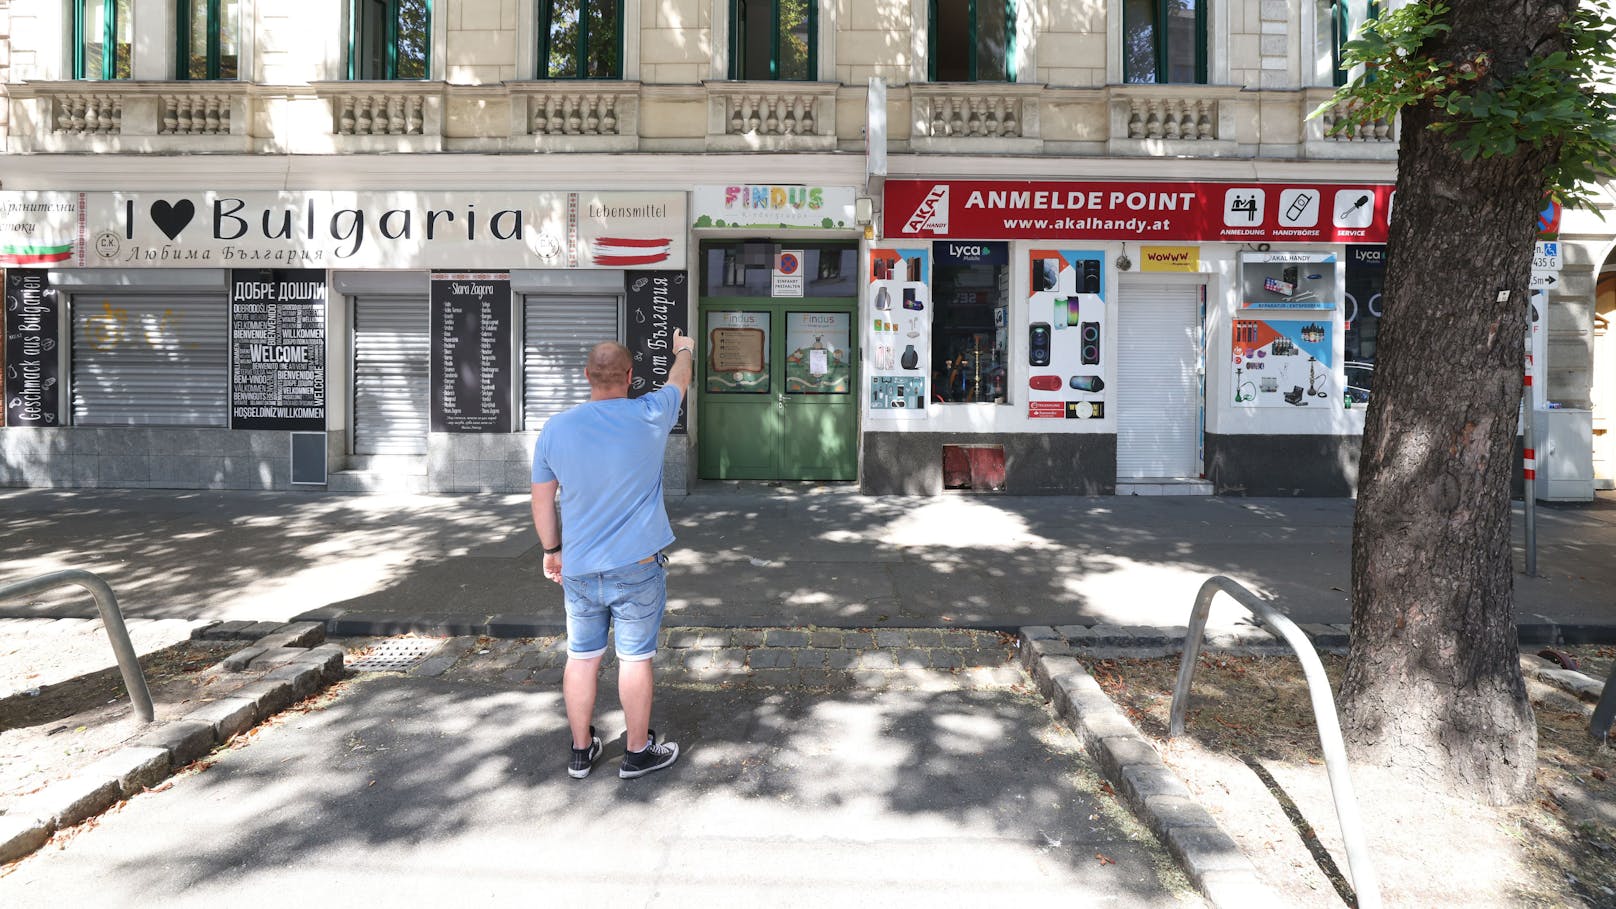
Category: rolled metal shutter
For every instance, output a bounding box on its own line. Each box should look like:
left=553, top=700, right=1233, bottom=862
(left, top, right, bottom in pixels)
left=353, top=295, right=429, bottom=455
left=1116, top=283, right=1202, bottom=479
left=523, top=294, right=620, bottom=429
left=71, top=293, right=228, bottom=426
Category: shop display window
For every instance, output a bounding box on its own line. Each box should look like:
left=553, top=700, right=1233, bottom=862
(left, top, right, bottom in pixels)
left=73, top=0, right=133, bottom=81
left=701, top=244, right=856, bottom=298
left=730, top=0, right=816, bottom=81
left=349, top=0, right=430, bottom=80
left=540, top=0, right=623, bottom=79
left=178, top=0, right=240, bottom=80
left=929, top=0, right=1015, bottom=82
left=1122, top=0, right=1206, bottom=84
left=931, top=248, right=1009, bottom=404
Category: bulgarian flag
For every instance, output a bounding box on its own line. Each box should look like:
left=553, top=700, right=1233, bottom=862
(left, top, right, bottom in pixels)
left=0, top=243, right=73, bottom=265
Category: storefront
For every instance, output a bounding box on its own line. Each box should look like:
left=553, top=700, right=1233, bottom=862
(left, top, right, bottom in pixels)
left=0, top=189, right=688, bottom=492
left=689, top=185, right=864, bottom=482
left=869, top=178, right=1396, bottom=495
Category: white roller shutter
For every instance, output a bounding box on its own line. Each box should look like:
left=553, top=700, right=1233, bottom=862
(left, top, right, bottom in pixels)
left=1116, top=283, right=1202, bottom=479
left=523, top=294, right=620, bottom=429
left=353, top=295, right=429, bottom=455
left=71, top=293, right=228, bottom=426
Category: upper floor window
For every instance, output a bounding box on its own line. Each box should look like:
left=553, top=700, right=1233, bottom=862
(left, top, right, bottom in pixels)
left=179, top=0, right=240, bottom=79
left=349, top=0, right=431, bottom=80
left=929, top=0, right=1015, bottom=82
left=730, top=0, right=816, bottom=81
left=1122, top=0, right=1205, bottom=84
left=540, top=0, right=623, bottom=78
left=72, top=0, right=132, bottom=80
left=1325, top=0, right=1380, bottom=86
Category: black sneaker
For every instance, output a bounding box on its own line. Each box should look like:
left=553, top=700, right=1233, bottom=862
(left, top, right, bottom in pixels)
left=619, top=727, right=680, bottom=779
left=568, top=726, right=602, bottom=779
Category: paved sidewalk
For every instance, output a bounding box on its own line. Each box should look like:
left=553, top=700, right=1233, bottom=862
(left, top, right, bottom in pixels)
left=0, top=638, right=1205, bottom=906
left=1, top=486, right=1612, bottom=633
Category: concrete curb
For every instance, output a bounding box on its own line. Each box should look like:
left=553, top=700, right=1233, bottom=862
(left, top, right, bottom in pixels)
left=2, top=622, right=345, bottom=867
left=1520, top=653, right=1608, bottom=702
left=1018, top=628, right=1286, bottom=909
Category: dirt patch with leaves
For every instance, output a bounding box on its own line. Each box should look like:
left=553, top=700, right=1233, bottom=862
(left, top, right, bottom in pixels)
left=0, top=640, right=262, bottom=810
left=1088, top=652, right=1616, bottom=908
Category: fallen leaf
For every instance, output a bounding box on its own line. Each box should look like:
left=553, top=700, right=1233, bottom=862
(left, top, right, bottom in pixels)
left=1096, top=852, right=1116, bottom=865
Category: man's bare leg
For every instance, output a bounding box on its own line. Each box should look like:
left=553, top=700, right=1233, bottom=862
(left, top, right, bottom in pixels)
left=619, top=657, right=654, bottom=751
left=564, top=654, right=602, bottom=749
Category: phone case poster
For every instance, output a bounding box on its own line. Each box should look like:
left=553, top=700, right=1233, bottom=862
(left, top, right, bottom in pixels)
left=706, top=310, right=770, bottom=394
left=867, top=248, right=930, bottom=416
left=785, top=311, right=851, bottom=394
left=1230, top=318, right=1336, bottom=407
left=1026, top=250, right=1106, bottom=420
left=230, top=269, right=327, bottom=431
left=1239, top=252, right=1338, bottom=310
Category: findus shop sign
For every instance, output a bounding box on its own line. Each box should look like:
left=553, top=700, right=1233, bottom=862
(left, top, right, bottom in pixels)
left=0, top=191, right=686, bottom=270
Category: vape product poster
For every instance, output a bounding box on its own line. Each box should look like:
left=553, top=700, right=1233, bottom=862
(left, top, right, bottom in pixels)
left=867, top=247, right=930, bottom=417
left=706, top=310, right=770, bottom=393
left=1239, top=252, right=1339, bottom=310
left=1026, top=250, right=1106, bottom=420
left=1230, top=317, right=1336, bottom=407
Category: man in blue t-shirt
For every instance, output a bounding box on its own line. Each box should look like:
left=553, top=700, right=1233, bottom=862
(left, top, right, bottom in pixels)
left=531, top=328, right=694, bottom=780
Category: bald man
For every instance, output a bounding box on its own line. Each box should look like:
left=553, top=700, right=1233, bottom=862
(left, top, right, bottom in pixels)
left=530, top=328, right=696, bottom=780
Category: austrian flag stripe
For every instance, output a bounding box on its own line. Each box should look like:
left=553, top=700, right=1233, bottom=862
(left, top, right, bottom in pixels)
left=1524, top=448, right=1536, bottom=480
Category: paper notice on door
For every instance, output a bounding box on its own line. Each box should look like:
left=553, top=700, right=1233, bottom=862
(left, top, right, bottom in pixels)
left=809, top=348, right=829, bottom=376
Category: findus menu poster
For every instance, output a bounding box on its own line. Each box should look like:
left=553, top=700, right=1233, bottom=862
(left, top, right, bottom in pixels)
left=230, top=269, right=327, bottom=430
left=431, top=271, right=513, bottom=433
left=625, top=270, right=689, bottom=433
left=4, top=269, right=62, bottom=427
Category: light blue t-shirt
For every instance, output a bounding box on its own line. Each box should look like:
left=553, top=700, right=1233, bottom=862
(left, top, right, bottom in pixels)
left=531, top=383, right=681, bottom=576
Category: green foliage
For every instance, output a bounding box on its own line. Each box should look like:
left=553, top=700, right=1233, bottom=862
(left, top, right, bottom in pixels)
left=1311, top=0, right=1616, bottom=206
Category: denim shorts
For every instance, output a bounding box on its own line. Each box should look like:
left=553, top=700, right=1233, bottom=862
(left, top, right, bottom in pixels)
left=561, top=552, right=668, bottom=662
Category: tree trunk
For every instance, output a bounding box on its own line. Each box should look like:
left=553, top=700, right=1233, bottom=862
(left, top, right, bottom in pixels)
left=1340, top=4, right=1570, bottom=805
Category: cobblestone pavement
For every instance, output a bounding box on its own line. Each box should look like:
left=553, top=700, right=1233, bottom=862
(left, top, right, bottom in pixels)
left=395, top=626, right=1029, bottom=694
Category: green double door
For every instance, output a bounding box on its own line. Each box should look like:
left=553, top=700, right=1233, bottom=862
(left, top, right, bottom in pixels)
left=697, top=298, right=858, bottom=480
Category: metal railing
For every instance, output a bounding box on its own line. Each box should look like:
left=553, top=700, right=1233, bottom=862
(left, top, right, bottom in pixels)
left=1169, top=575, right=1381, bottom=909
left=1, top=570, right=155, bottom=723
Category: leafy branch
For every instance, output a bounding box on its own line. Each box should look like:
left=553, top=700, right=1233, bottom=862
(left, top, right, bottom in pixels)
left=1311, top=0, right=1616, bottom=206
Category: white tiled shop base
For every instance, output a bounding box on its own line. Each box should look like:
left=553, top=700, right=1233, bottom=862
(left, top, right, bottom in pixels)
left=1116, top=478, right=1214, bottom=496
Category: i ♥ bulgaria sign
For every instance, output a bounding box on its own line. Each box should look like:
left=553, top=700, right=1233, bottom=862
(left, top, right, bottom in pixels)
left=0, top=191, right=686, bottom=270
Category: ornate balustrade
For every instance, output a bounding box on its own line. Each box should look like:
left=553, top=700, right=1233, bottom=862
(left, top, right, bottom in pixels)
left=704, top=82, right=838, bottom=151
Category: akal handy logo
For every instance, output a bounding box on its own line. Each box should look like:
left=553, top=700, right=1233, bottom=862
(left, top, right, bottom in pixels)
left=904, top=185, right=950, bottom=234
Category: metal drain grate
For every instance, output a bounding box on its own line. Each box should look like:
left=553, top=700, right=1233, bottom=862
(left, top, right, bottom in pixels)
left=346, top=638, right=440, bottom=673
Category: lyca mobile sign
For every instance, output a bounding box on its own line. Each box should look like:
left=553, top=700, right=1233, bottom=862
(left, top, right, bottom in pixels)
left=0, top=191, right=685, bottom=270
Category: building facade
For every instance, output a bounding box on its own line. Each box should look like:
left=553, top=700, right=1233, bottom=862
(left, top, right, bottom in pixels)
left=0, top=0, right=1611, bottom=496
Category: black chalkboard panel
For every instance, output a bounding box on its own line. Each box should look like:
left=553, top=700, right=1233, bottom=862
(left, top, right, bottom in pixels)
left=624, top=270, right=689, bottom=434
left=4, top=269, right=62, bottom=428
left=230, top=268, right=327, bottom=431
left=431, top=272, right=513, bottom=433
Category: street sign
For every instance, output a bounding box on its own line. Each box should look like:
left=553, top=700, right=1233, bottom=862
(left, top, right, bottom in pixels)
left=1530, top=271, right=1559, bottom=290
left=1533, top=241, right=1561, bottom=271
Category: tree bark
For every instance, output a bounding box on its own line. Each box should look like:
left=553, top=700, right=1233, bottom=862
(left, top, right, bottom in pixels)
left=1341, top=2, right=1571, bottom=805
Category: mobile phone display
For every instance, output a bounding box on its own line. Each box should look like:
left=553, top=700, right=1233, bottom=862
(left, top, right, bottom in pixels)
left=1081, top=260, right=1101, bottom=294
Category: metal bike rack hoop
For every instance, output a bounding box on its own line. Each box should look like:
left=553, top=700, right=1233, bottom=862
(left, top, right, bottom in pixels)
left=1169, top=575, right=1381, bottom=909
left=0, top=569, right=156, bottom=723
